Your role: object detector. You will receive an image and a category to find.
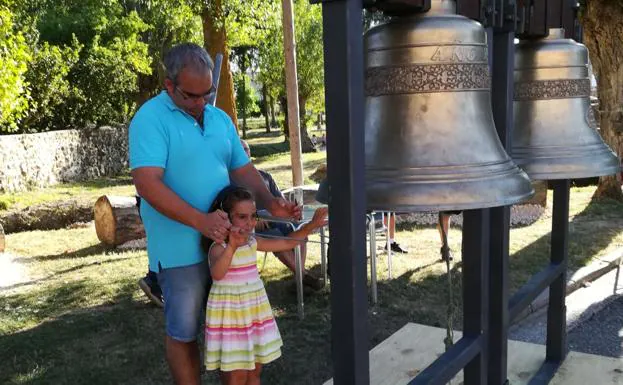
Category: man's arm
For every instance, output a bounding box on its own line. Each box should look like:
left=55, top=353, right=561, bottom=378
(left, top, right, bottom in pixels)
left=230, top=164, right=301, bottom=219
left=132, top=167, right=230, bottom=243
left=230, top=164, right=278, bottom=209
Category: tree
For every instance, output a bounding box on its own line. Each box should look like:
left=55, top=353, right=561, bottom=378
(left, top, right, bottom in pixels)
left=257, top=0, right=323, bottom=153
left=202, top=0, right=238, bottom=127
left=581, top=0, right=623, bottom=200
left=121, top=0, right=203, bottom=105
left=0, top=6, right=31, bottom=133
left=231, top=45, right=258, bottom=138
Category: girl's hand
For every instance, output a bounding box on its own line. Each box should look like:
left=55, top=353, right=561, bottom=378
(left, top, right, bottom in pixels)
left=227, top=227, right=249, bottom=248
left=310, top=207, right=329, bottom=228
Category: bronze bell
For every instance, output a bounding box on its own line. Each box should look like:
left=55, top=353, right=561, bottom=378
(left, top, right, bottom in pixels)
left=365, top=0, right=534, bottom=212
left=512, top=29, right=620, bottom=180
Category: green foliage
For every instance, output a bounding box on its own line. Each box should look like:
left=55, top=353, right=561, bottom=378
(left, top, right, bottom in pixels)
left=0, top=7, right=31, bottom=133
left=72, top=24, right=151, bottom=126
left=21, top=39, right=81, bottom=132
left=256, top=0, right=324, bottom=127
left=124, top=0, right=203, bottom=101
left=235, top=73, right=261, bottom=118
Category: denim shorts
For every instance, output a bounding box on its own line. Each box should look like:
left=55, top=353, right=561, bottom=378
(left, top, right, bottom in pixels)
left=157, top=260, right=212, bottom=342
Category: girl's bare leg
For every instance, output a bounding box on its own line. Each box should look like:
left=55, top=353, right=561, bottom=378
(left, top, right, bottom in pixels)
left=220, top=370, right=248, bottom=385
left=246, top=363, right=262, bottom=385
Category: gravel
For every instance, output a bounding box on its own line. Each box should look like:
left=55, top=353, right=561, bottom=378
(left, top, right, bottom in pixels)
left=396, top=204, right=549, bottom=229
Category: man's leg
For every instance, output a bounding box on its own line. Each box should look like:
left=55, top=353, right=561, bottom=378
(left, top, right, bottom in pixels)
left=385, top=213, right=408, bottom=254
left=166, top=337, right=202, bottom=385
left=437, top=213, right=453, bottom=261
left=273, top=245, right=323, bottom=290
left=158, top=260, right=211, bottom=385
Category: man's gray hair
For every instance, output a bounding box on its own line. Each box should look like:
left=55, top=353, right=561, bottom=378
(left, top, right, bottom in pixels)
left=164, top=43, right=215, bottom=84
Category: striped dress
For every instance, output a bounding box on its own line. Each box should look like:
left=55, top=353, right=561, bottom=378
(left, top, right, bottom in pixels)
left=205, top=237, right=283, bottom=371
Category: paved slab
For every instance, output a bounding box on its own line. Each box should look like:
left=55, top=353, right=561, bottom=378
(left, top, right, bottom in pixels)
left=323, top=323, right=623, bottom=384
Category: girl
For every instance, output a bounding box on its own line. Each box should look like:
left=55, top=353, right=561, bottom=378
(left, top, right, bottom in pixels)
left=203, top=186, right=328, bottom=385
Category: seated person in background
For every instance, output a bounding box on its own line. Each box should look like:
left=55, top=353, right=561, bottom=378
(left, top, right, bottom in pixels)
left=241, top=140, right=323, bottom=291
left=315, top=177, right=407, bottom=254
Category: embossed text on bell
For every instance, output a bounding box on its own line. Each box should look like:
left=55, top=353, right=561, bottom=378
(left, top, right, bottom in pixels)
left=364, top=0, right=534, bottom=212
left=512, top=28, right=620, bottom=180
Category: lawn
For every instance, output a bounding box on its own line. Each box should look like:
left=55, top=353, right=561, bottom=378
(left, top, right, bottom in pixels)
left=1, top=128, right=623, bottom=384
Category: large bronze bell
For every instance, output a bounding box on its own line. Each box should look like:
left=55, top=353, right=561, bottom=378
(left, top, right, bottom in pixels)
left=365, top=0, right=533, bottom=211
left=512, top=29, right=620, bottom=180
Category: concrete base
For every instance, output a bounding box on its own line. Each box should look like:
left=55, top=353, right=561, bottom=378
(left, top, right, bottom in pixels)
left=324, top=323, right=623, bottom=384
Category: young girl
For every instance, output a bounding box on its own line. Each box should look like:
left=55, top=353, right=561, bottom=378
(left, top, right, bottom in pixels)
left=203, top=186, right=328, bottom=385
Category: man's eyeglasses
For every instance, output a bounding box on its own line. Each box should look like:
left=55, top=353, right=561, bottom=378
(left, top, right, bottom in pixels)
left=175, top=85, right=216, bottom=102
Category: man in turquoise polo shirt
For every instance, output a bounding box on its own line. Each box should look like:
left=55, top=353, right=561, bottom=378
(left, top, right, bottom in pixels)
left=129, top=43, right=299, bottom=385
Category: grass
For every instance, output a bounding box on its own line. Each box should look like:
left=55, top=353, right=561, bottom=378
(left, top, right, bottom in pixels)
left=2, top=186, right=623, bottom=384
left=0, top=175, right=137, bottom=212
left=1, top=126, right=623, bottom=384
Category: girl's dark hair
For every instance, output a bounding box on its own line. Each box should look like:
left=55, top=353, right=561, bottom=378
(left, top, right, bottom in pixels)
left=201, top=185, right=254, bottom=254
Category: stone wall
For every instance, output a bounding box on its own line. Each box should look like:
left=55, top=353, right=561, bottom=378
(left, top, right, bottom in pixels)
left=0, top=126, right=128, bottom=193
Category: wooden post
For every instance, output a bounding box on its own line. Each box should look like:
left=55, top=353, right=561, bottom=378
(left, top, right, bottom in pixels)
left=281, top=0, right=304, bottom=186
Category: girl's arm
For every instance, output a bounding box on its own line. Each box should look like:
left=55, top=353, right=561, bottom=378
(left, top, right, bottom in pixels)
left=209, top=243, right=238, bottom=280
left=256, top=207, right=328, bottom=253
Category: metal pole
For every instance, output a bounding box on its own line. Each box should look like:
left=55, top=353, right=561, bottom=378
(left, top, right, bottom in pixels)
left=208, top=53, right=224, bottom=106
left=369, top=214, right=378, bottom=305
left=462, top=209, right=490, bottom=385
left=295, top=244, right=304, bottom=319
left=546, top=179, right=570, bottom=363
left=320, top=0, right=369, bottom=383
left=320, top=226, right=328, bottom=284
left=487, top=28, right=515, bottom=385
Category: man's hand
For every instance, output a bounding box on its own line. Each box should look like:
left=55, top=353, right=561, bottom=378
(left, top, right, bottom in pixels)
left=267, top=197, right=302, bottom=220
left=196, top=210, right=231, bottom=244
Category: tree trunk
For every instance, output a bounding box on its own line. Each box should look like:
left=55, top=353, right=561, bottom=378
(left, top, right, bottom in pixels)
left=298, top=96, right=316, bottom=153
left=94, top=195, right=145, bottom=247
left=0, top=223, right=5, bottom=253
left=263, top=85, right=271, bottom=133
left=241, top=74, right=247, bottom=138
left=581, top=1, right=623, bottom=200
left=269, top=94, right=277, bottom=128
left=280, top=94, right=289, bottom=139
left=202, top=2, right=238, bottom=129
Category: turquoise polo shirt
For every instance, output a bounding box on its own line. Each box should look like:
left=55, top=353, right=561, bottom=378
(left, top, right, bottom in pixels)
left=129, top=91, right=249, bottom=271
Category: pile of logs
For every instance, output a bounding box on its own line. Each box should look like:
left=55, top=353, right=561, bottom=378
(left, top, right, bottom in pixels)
left=94, top=195, right=145, bottom=247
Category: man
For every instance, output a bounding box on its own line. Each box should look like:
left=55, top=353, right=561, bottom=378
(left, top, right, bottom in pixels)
left=240, top=140, right=323, bottom=290
left=129, top=43, right=299, bottom=385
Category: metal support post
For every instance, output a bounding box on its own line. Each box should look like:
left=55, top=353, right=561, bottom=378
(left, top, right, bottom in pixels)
left=319, top=0, right=369, bottom=383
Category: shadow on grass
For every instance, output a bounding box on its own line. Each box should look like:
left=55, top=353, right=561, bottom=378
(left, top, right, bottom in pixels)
left=0, top=278, right=171, bottom=385
left=250, top=142, right=290, bottom=158
left=14, top=244, right=112, bottom=264
left=245, top=130, right=282, bottom=140
left=262, top=157, right=326, bottom=175
left=509, top=196, right=623, bottom=293
left=1, top=256, right=135, bottom=293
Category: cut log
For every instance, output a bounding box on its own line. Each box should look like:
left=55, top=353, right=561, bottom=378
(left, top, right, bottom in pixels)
left=94, top=195, right=145, bottom=246
left=0, top=223, right=5, bottom=252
